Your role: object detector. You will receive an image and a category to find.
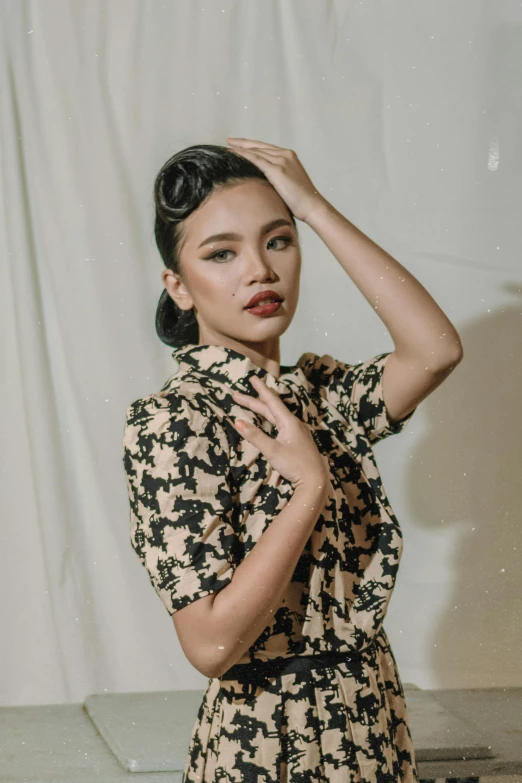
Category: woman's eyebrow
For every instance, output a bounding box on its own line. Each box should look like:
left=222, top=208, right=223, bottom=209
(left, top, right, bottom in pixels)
left=197, top=218, right=293, bottom=249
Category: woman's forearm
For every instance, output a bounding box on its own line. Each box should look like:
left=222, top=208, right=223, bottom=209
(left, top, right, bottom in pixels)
left=204, top=483, right=328, bottom=678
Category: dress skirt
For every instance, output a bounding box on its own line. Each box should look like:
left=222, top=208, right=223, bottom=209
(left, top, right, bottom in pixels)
left=182, top=627, right=419, bottom=783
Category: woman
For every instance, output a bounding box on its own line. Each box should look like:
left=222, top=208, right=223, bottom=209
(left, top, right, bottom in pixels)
left=122, top=138, right=463, bottom=782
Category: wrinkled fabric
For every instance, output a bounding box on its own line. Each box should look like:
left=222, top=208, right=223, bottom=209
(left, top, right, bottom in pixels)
left=122, top=343, right=419, bottom=782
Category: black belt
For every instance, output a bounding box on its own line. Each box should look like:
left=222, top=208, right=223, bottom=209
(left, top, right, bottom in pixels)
left=220, top=644, right=372, bottom=686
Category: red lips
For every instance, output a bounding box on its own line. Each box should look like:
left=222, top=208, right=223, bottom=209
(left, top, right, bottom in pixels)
left=245, top=290, right=283, bottom=308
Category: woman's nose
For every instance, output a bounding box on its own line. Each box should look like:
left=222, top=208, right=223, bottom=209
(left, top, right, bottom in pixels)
left=246, top=253, right=276, bottom=278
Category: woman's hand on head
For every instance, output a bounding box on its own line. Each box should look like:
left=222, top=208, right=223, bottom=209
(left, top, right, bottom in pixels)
left=226, top=138, right=326, bottom=223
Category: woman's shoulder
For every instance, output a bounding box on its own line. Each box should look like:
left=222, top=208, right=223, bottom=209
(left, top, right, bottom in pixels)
left=295, top=350, right=347, bottom=383
left=122, top=376, right=214, bottom=444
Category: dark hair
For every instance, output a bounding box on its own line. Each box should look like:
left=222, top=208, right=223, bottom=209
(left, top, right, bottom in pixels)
left=153, top=144, right=298, bottom=347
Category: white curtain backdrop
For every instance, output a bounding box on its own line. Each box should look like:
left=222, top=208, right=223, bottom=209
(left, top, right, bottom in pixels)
left=1, top=0, right=521, bottom=707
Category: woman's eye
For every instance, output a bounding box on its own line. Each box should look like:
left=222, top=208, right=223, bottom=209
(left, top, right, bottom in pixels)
left=268, top=236, right=293, bottom=251
left=207, top=249, right=232, bottom=262
left=205, top=235, right=293, bottom=262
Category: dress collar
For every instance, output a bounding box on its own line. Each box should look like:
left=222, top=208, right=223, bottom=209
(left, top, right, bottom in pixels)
left=170, top=343, right=309, bottom=394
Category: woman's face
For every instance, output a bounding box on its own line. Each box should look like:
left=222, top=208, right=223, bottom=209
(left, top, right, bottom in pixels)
left=162, top=179, right=301, bottom=360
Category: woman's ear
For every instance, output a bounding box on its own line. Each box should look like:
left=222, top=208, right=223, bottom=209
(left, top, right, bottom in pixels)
left=161, top=269, right=194, bottom=312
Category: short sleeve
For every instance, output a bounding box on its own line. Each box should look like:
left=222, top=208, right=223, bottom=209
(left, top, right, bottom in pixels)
left=299, top=350, right=417, bottom=445
left=121, top=392, right=238, bottom=616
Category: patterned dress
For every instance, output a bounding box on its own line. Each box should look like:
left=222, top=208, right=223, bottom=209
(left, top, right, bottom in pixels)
left=122, top=342, right=419, bottom=782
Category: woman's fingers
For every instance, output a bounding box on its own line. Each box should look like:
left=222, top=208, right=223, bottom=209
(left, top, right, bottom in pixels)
left=232, top=376, right=284, bottom=427
left=233, top=394, right=276, bottom=426
left=232, top=389, right=276, bottom=426
left=248, top=375, right=287, bottom=413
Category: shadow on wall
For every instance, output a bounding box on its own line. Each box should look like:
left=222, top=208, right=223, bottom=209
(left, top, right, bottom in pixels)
left=407, top=288, right=522, bottom=688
